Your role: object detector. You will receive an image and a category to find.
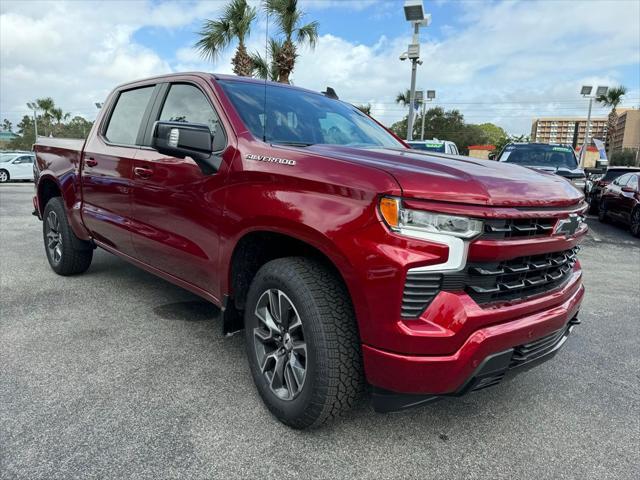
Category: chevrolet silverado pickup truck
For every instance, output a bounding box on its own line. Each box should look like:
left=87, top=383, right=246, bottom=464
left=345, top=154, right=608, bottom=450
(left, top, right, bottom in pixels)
left=33, top=73, right=587, bottom=429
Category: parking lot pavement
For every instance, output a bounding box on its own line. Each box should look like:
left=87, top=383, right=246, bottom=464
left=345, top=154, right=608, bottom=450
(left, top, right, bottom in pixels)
left=1, top=183, right=639, bottom=480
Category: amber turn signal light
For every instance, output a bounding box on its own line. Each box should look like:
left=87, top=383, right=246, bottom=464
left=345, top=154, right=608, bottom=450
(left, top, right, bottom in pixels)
left=379, top=197, right=400, bottom=229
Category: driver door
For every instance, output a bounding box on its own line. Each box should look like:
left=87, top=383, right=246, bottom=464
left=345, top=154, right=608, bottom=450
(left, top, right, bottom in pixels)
left=129, top=80, right=229, bottom=295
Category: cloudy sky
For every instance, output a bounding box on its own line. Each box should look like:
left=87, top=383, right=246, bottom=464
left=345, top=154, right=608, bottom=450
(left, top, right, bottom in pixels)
left=1, top=0, right=639, bottom=135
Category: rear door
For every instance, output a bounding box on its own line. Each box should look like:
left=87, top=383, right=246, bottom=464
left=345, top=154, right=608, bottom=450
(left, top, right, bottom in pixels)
left=129, top=80, right=231, bottom=294
left=81, top=84, right=157, bottom=256
left=606, top=173, right=631, bottom=218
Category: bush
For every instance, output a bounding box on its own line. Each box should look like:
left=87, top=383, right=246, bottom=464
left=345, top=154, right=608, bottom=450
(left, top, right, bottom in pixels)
left=610, top=149, right=639, bottom=166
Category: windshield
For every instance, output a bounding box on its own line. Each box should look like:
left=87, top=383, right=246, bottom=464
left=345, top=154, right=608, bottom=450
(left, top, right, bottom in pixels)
left=407, top=141, right=445, bottom=153
left=0, top=155, right=18, bottom=163
left=219, top=80, right=403, bottom=148
left=499, top=144, right=578, bottom=170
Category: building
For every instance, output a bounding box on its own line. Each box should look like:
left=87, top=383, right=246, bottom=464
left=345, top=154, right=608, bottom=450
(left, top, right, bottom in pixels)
left=609, top=108, right=640, bottom=154
left=530, top=117, right=607, bottom=147
left=468, top=145, right=495, bottom=160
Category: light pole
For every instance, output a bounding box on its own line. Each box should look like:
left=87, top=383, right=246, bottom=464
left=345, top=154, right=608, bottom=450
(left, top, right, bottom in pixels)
left=420, top=89, right=435, bottom=140
left=579, top=85, right=608, bottom=167
left=26, top=101, right=38, bottom=142
left=401, top=0, right=431, bottom=141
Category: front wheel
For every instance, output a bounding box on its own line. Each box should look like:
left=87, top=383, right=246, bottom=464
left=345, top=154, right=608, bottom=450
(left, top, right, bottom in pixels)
left=244, top=257, right=363, bottom=429
left=0, top=170, right=9, bottom=183
left=43, top=197, right=94, bottom=275
left=630, top=207, right=640, bottom=238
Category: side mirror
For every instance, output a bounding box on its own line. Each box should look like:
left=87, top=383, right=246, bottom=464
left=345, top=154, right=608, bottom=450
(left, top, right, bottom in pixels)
left=487, top=152, right=496, bottom=160
left=151, top=121, right=217, bottom=173
left=621, top=186, right=636, bottom=193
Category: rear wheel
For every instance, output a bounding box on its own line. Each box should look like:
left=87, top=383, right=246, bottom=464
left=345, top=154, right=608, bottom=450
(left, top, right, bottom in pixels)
left=43, top=197, right=93, bottom=275
left=244, top=257, right=363, bottom=429
left=630, top=207, right=640, bottom=238
left=0, top=170, right=9, bottom=183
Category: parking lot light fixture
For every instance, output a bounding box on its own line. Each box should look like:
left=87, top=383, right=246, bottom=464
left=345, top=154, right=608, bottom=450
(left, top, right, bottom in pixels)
left=402, top=0, right=431, bottom=141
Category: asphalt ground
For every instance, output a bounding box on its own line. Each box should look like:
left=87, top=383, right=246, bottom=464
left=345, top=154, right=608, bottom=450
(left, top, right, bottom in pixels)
left=1, top=183, right=639, bottom=479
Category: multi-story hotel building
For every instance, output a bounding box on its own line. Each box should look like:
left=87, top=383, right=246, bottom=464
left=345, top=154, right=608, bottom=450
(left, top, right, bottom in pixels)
left=530, top=117, right=608, bottom=146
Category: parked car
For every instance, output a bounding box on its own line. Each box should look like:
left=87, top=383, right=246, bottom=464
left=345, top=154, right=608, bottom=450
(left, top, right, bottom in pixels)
left=406, top=139, right=459, bottom=155
left=588, top=166, right=640, bottom=214
left=598, top=171, right=640, bottom=236
left=0, top=153, right=35, bottom=182
left=497, top=143, right=586, bottom=191
left=33, top=73, right=587, bottom=428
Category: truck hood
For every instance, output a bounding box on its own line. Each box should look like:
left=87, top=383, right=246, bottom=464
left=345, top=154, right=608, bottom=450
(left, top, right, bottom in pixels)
left=307, top=145, right=583, bottom=207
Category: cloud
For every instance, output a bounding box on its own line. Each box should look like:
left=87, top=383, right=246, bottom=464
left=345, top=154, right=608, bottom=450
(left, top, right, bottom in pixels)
left=1, top=0, right=638, bottom=136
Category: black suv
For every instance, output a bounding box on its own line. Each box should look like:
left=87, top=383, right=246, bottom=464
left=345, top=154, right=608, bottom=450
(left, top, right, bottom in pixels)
left=496, top=143, right=586, bottom=191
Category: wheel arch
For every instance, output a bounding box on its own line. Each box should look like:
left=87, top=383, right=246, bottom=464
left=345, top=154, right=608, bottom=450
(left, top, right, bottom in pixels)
left=222, top=226, right=369, bottom=335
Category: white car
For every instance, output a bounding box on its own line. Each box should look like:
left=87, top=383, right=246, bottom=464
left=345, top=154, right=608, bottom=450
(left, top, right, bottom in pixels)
left=0, top=153, right=36, bottom=182
left=406, top=139, right=460, bottom=155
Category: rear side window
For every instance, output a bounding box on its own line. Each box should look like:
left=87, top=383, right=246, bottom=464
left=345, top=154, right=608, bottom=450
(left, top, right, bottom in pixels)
left=160, top=84, right=220, bottom=134
left=105, top=86, right=155, bottom=145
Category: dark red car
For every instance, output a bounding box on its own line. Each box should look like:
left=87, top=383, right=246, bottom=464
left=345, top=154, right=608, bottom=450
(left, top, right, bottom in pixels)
left=33, top=73, right=587, bottom=428
left=588, top=166, right=640, bottom=214
left=598, top=171, right=640, bottom=236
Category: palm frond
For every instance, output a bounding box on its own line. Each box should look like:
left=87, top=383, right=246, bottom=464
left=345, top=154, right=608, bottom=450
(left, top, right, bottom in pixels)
left=296, top=21, right=318, bottom=48
left=195, top=19, right=233, bottom=61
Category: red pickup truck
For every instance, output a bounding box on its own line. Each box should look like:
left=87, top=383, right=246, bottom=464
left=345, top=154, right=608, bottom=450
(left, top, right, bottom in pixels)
left=33, top=72, right=587, bottom=428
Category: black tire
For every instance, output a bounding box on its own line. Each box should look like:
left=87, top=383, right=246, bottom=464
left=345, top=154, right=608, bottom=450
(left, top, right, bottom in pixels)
left=630, top=207, right=640, bottom=238
left=244, top=257, right=363, bottom=429
left=43, top=197, right=93, bottom=275
left=598, top=199, right=608, bottom=223
left=588, top=194, right=598, bottom=214
left=0, top=169, right=9, bottom=183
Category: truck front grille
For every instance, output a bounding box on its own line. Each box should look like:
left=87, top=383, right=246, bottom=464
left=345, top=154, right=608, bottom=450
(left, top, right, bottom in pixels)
left=401, top=246, right=579, bottom=318
left=454, top=246, right=579, bottom=305
left=481, top=217, right=557, bottom=239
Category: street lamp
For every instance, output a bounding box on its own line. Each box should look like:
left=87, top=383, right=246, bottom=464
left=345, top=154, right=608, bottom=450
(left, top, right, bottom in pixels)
left=579, top=85, right=608, bottom=166
left=420, top=90, right=436, bottom=140
left=26, top=101, right=39, bottom=141
left=401, top=0, right=431, bottom=141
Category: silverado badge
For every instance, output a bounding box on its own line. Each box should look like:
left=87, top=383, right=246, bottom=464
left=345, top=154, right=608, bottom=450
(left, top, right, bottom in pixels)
left=553, top=214, right=583, bottom=237
left=246, top=153, right=296, bottom=166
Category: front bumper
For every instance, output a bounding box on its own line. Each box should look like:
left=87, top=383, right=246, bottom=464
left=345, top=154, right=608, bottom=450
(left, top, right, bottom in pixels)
left=362, top=277, right=584, bottom=400
left=371, top=316, right=580, bottom=412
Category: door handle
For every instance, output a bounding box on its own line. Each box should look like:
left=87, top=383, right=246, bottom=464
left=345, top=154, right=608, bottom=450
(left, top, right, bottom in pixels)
left=134, top=166, right=154, bottom=179
left=85, top=157, right=98, bottom=167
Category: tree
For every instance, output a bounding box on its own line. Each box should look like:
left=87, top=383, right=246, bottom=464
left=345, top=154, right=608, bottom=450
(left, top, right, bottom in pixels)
left=195, top=0, right=257, bottom=77
left=251, top=38, right=284, bottom=81
left=596, top=85, right=627, bottom=156
left=355, top=104, right=371, bottom=115
left=264, top=0, right=319, bottom=84
left=477, top=123, right=508, bottom=146
left=2, top=119, right=12, bottom=132
left=492, top=134, right=529, bottom=157
left=395, top=90, right=412, bottom=107
left=610, top=148, right=639, bottom=167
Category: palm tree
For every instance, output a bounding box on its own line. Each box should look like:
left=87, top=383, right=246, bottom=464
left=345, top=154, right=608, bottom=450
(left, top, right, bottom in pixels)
left=395, top=90, right=411, bottom=107
left=27, top=97, right=56, bottom=136
left=195, top=0, right=257, bottom=77
left=264, top=0, right=318, bottom=83
left=251, top=38, right=284, bottom=81
left=596, top=85, right=627, bottom=156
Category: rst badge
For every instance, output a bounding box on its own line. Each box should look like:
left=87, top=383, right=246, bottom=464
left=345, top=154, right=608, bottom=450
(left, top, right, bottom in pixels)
left=246, top=153, right=296, bottom=166
left=554, top=214, right=583, bottom=237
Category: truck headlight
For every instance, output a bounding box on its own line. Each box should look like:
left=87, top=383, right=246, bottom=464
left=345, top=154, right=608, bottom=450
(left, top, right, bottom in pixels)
left=379, top=197, right=483, bottom=239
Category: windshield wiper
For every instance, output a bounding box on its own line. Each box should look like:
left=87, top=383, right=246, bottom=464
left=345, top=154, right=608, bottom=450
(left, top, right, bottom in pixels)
left=270, top=141, right=315, bottom=147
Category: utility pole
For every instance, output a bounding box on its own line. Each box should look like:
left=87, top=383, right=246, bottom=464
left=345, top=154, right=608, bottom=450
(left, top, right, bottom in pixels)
left=420, top=90, right=436, bottom=140
left=580, top=96, right=593, bottom=167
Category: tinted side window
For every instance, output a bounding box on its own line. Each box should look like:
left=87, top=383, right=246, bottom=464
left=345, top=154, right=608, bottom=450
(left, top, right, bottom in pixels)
left=160, top=84, right=220, bottom=134
left=105, top=86, right=155, bottom=145
left=615, top=174, right=630, bottom=186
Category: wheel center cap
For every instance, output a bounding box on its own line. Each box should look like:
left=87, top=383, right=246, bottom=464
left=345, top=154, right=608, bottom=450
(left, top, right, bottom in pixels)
left=283, top=333, right=292, bottom=350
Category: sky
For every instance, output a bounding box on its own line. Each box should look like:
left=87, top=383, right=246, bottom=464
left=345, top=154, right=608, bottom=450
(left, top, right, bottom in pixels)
left=1, top=0, right=639, bottom=136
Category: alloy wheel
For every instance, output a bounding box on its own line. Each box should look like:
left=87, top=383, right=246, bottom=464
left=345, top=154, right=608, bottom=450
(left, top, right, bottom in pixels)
left=0, top=171, right=8, bottom=182
left=46, top=211, right=63, bottom=264
left=253, top=289, right=307, bottom=401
